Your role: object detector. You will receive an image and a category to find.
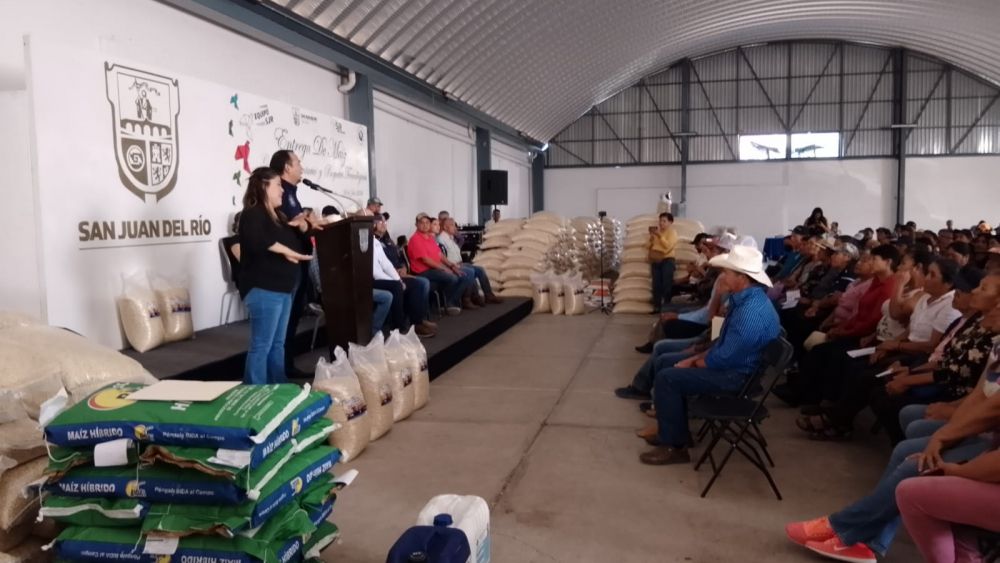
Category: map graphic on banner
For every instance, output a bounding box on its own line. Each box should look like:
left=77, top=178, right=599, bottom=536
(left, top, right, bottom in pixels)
left=227, top=93, right=369, bottom=210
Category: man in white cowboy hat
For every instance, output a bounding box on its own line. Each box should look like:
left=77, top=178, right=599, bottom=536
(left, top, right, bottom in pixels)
left=640, top=245, right=782, bottom=466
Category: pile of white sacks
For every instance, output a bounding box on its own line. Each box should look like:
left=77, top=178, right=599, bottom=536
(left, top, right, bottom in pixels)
left=613, top=214, right=706, bottom=314
left=475, top=212, right=571, bottom=299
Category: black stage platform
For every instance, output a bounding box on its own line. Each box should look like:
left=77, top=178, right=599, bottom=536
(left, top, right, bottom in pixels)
left=123, top=298, right=531, bottom=381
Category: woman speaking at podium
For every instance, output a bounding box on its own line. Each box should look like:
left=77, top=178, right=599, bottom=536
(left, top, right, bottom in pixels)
left=238, top=167, right=313, bottom=384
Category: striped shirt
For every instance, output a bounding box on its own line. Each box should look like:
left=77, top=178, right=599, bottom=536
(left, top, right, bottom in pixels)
left=706, top=286, right=781, bottom=374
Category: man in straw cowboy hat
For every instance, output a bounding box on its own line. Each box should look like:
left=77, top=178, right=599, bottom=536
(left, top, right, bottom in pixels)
left=640, top=245, right=781, bottom=465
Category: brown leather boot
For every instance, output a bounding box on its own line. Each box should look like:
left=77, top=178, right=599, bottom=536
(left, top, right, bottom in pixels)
left=461, top=297, right=480, bottom=310
left=485, top=294, right=503, bottom=304
left=472, top=293, right=486, bottom=307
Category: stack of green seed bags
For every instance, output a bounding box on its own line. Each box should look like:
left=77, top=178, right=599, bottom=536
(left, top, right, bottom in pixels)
left=38, top=382, right=353, bottom=562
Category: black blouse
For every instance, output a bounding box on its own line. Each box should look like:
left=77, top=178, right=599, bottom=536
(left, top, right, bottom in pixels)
left=237, top=206, right=304, bottom=298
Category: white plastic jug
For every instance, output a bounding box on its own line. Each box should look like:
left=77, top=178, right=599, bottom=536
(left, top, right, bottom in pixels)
left=416, top=494, right=490, bottom=563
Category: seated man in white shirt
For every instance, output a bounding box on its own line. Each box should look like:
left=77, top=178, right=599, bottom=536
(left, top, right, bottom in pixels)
left=373, top=225, right=437, bottom=338
left=439, top=218, right=501, bottom=305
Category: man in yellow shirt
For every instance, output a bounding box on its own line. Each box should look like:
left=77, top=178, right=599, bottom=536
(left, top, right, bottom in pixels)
left=649, top=212, right=678, bottom=312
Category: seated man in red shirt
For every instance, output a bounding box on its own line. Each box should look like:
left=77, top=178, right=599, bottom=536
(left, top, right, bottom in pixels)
left=407, top=212, right=474, bottom=315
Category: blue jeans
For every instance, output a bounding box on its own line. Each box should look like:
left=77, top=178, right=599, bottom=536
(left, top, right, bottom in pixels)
left=403, top=275, right=430, bottom=324
left=829, top=433, right=992, bottom=554
left=462, top=264, right=494, bottom=296
left=650, top=258, right=676, bottom=311
left=373, top=289, right=393, bottom=336
left=419, top=268, right=470, bottom=307
left=632, top=348, right=693, bottom=393
left=244, top=288, right=293, bottom=385
left=899, top=404, right=948, bottom=439
left=654, top=366, right=747, bottom=448
left=654, top=335, right=704, bottom=355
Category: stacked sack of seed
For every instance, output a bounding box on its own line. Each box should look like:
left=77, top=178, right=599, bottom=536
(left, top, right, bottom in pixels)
left=0, top=312, right=159, bottom=562
left=40, top=382, right=350, bottom=562
left=670, top=218, right=708, bottom=288
left=474, top=212, right=567, bottom=299
left=614, top=215, right=658, bottom=314
left=613, top=215, right=707, bottom=314
left=473, top=218, right=524, bottom=295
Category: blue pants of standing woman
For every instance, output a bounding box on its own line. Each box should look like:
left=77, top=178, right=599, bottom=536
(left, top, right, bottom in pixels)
left=650, top=258, right=676, bottom=311
left=244, top=288, right=293, bottom=385
left=828, top=432, right=992, bottom=555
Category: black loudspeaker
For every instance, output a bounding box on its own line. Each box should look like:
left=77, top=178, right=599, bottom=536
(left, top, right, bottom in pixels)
left=479, top=170, right=508, bottom=205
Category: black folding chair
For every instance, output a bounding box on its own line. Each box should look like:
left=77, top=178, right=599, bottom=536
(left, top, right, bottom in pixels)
left=689, top=337, right=794, bottom=499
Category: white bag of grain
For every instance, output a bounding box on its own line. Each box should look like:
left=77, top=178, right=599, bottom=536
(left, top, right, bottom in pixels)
left=384, top=331, right=416, bottom=422
left=348, top=334, right=394, bottom=441
left=149, top=272, right=194, bottom=342
left=0, top=521, right=31, bottom=552
left=401, top=327, right=430, bottom=409
left=0, top=536, right=48, bottom=563
left=548, top=275, right=566, bottom=315
left=529, top=272, right=551, bottom=314
left=0, top=457, right=46, bottom=530
left=0, top=325, right=156, bottom=404
left=313, top=347, right=371, bottom=462
left=563, top=274, right=588, bottom=316
left=117, top=272, right=164, bottom=353
left=0, top=390, right=49, bottom=470
left=614, top=301, right=655, bottom=314
left=0, top=313, right=40, bottom=332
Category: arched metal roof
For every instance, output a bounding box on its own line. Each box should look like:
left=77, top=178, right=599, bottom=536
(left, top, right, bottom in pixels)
left=269, top=0, right=1000, bottom=141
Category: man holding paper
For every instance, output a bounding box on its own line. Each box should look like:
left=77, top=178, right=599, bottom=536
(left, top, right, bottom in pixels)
left=779, top=245, right=901, bottom=408
left=810, top=259, right=964, bottom=439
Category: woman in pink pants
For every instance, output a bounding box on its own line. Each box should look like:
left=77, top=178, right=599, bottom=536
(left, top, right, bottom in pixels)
left=896, top=450, right=1000, bottom=563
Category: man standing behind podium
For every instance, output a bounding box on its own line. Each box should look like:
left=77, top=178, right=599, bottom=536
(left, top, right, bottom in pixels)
left=408, top=213, right=473, bottom=315
left=269, top=149, right=320, bottom=378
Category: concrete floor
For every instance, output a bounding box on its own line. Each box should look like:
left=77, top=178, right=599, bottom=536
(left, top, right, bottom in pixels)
left=327, top=313, right=920, bottom=562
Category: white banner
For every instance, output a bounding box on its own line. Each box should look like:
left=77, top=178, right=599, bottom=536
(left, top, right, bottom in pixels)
left=26, top=36, right=365, bottom=347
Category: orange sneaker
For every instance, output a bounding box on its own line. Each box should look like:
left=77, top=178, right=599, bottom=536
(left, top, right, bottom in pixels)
left=804, top=537, right=876, bottom=563
left=785, top=516, right=835, bottom=546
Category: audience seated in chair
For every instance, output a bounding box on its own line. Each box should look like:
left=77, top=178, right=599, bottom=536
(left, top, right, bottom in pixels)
left=407, top=212, right=475, bottom=315
left=638, top=245, right=781, bottom=466
left=786, top=334, right=1000, bottom=563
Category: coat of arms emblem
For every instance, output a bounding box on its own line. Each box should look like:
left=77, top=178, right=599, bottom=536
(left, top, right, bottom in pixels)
left=105, top=63, right=180, bottom=202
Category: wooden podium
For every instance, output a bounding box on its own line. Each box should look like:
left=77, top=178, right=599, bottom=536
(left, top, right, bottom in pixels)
left=314, top=216, right=374, bottom=352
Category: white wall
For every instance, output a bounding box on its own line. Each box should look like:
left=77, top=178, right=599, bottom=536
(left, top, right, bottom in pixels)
left=0, top=91, right=43, bottom=319
left=2, top=0, right=348, bottom=347
left=373, top=91, right=477, bottom=234
left=685, top=159, right=895, bottom=245
left=490, top=141, right=532, bottom=220
left=544, top=166, right=679, bottom=220
left=906, top=156, right=1000, bottom=230
left=546, top=159, right=899, bottom=245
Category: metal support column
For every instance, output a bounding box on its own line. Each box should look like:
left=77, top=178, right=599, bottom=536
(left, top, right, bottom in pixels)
left=892, top=49, right=907, bottom=224
left=476, top=127, right=492, bottom=225
left=679, top=59, right=691, bottom=217
left=346, top=72, right=377, bottom=197
left=531, top=151, right=545, bottom=212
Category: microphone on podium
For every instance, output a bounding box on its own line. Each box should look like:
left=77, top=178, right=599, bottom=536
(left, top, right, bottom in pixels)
left=302, top=179, right=363, bottom=216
